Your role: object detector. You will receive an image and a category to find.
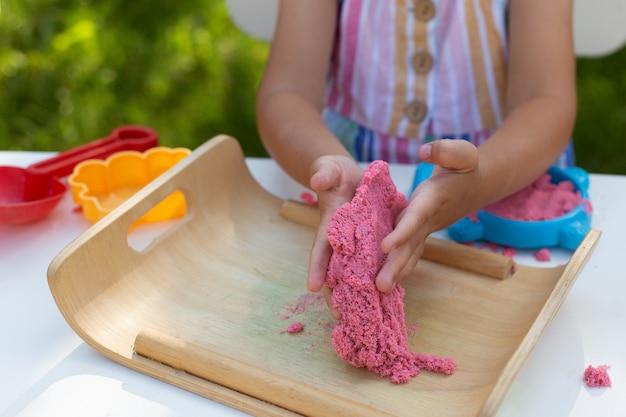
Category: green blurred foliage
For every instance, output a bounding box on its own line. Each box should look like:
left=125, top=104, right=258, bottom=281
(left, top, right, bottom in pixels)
left=1, top=0, right=625, bottom=173
left=0, top=0, right=270, bottom=156
left=574, top=48, right=626, bottom=175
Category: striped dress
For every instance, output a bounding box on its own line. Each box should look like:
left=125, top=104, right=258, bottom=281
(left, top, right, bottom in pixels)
left=323, top=0, right=575, bottom=167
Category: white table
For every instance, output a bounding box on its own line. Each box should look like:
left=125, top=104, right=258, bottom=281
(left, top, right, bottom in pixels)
left=1, top=151, right=624, bottom=417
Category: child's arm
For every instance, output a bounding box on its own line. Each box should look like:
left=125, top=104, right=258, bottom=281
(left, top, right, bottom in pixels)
left=256, top=0, right=350, bottom=187
left=256, top=1, right=365, bottom=299
left=376, top=0, right=576, bottom=292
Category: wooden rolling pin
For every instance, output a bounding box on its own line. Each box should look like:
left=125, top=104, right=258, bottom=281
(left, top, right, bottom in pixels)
left=134, top=328, right=386, bottom=417
left=280, top=199, right=515, bottom=280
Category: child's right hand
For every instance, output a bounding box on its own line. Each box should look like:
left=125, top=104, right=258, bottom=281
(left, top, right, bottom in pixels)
left=306, top=155, right=363, bottom=319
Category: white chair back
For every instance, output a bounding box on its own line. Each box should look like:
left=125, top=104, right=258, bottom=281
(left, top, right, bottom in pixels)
left=573, top=0, right=626, bottom=56
left=225, top=0, right=278, bottom=42
left=225, top=0, right=626, bottom=57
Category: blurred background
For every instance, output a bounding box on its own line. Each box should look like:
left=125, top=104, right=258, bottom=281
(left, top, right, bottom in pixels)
left=1, top=0, right=625, bottom=174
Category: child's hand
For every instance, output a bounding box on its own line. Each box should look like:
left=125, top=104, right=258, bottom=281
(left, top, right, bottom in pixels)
left=307, top=155, right=363, bottom=319
left=376, top=139, right=480, bottom=293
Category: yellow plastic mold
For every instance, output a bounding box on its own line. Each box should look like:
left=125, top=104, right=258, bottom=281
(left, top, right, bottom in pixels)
left=69, top=147, right=191, bottom=224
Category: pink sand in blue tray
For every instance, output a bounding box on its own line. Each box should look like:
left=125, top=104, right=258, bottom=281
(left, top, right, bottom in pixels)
left=483, top=173, right=592, bottom=221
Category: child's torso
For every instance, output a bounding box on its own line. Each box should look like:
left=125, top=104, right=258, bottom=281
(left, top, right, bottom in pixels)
left=325, top=0, right=510, bottom=141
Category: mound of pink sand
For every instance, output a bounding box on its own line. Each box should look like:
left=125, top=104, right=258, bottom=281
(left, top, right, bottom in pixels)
left=583, top=364, right=612, bottom=388
left=325, top=160, right=456, bottom=383
left=483, top=173, right=591, bottom=221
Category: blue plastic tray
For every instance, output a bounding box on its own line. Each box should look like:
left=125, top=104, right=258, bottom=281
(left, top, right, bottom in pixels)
left=411, top=163, right=592, bottom=250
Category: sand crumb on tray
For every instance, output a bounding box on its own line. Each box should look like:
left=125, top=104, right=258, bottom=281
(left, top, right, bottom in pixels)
left=325, top=160, right=456, bottom=384
left=277, top=293, right=335, bottom=349
left=280, top=321, right=305, bottom=334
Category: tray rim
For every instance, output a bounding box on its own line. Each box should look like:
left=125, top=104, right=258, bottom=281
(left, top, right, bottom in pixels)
left=479, top=228, right=600, bottom=416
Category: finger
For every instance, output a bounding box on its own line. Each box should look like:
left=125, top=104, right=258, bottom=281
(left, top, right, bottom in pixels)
left=376, top=241, right=424, bottom=293
left=397, top=247, right=423, bottom=281
left=419, top=139, right=478, bottom=172
left=322, top=285, right=341, bottom=320
left=376, top=245, right=410, bottom=293
left=310, top=155, right=363, bottom=197
left=308, top=230, right=332, bottom=292
left=310, top=165, right=335, bottom=192
left=309, top=156, right=345, bottom=192
left=381, top=201, right=428, bottom=254
left=375, top=261, right=397, bottom=293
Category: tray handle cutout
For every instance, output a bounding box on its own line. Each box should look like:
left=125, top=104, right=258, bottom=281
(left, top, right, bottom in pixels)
left=48, top=136, right=242, bottom=292
left=94, top=175, right=193, bottom=258
left=126, top=190, right=188, bottom=253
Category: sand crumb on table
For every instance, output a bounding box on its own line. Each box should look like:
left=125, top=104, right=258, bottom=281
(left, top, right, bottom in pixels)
left=583, top=364, right=612, bottom=388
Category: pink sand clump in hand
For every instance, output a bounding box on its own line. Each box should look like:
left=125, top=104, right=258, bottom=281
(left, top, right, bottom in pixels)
left=325, top=160, right=456, bottom=384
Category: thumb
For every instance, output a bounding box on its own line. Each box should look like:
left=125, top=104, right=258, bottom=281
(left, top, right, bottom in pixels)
left=419, top=139, right=478, bottom=172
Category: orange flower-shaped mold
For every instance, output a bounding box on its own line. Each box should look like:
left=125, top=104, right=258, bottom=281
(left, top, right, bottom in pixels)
left=69, top=147, right=191, bottom=224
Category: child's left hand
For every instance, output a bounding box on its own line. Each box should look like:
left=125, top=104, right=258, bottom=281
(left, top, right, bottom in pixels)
left=375, top=139, right=480, bottom=293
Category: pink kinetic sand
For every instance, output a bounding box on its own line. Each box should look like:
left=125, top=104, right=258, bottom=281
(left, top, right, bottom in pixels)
left=584, top=365, right=612, bottom=388
left=483, top=173, right=591, bottom=221
left=325, top=160, right=456, bottom=384
left=286, top=322, right=305, bottom=334
left=533, top=248, right=551, bottom=262
left=502, top=246, right=517, bottom=258
left=300, top=191, right=318, bottom=206
left=279, top=321, right=305, bottom=335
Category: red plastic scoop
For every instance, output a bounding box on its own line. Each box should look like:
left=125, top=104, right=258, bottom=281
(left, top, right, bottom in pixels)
left=0, top=125, right=159, bottom=224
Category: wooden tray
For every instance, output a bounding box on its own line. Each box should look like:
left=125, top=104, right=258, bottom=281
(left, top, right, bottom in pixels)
left=48, top=136, right=600, bottom=417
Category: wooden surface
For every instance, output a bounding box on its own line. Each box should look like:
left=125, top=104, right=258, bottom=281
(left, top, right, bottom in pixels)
left=48, top=136, right=601, bottom=417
